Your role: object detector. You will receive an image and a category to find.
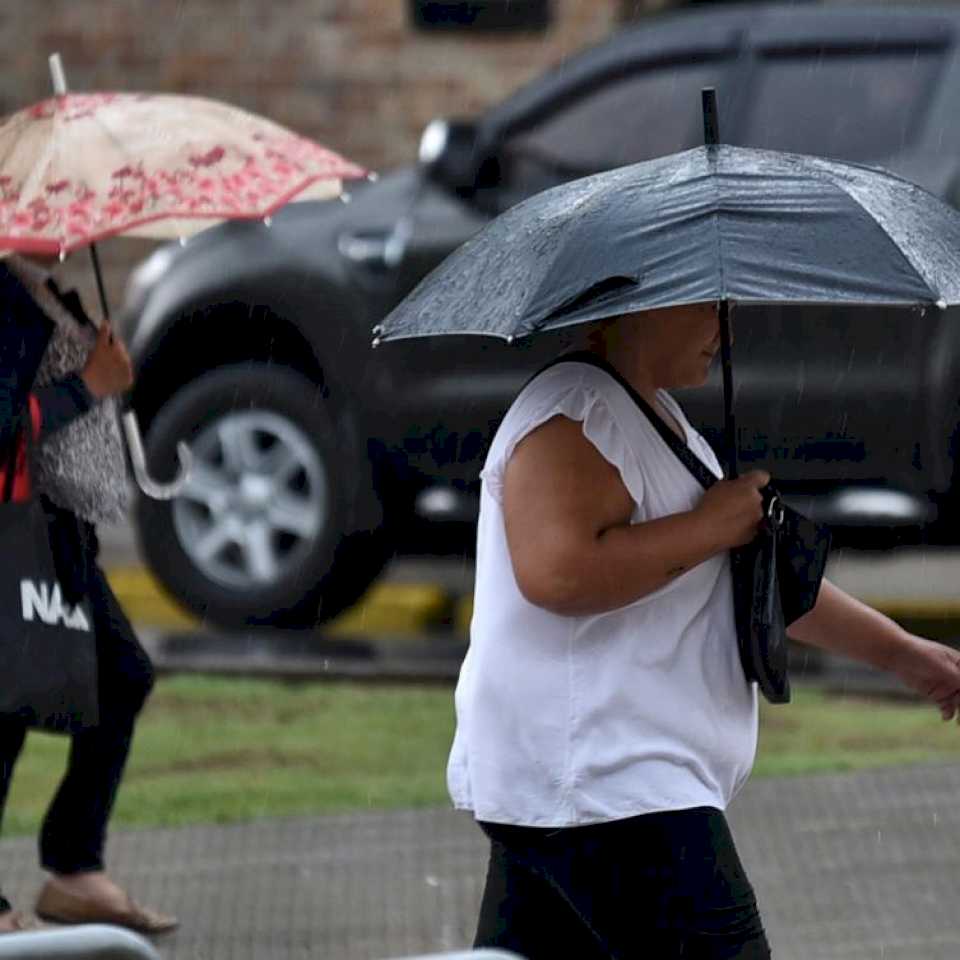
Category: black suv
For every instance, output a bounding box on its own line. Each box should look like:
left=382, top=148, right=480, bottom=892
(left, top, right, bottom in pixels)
left=120, top=3, right=960, bottom=628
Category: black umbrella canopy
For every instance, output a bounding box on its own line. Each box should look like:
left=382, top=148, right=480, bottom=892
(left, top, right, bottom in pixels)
left=376, top=139, right=960, bottom=345
left=376, top=88, right=960, bottom=481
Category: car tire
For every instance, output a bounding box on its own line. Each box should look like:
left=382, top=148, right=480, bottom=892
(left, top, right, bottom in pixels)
left=135, top=364, right=390, bottom=629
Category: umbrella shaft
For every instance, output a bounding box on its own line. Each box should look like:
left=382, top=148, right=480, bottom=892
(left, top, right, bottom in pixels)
left=718, top=300, right=737, bottom=480
left=88, top=244, right=110, bottom=324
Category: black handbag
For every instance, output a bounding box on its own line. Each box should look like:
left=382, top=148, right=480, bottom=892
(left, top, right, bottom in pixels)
left=546, top=353, right=831, bottom=704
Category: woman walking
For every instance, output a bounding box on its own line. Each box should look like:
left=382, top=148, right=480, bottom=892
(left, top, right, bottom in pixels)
left=452, top=302, right=960, bottom=959
left=0, top=255, right=176, bottom=935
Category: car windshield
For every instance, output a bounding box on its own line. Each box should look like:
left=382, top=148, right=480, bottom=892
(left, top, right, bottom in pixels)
left=742, top=47, right=945, bottom=161
left=489, top=57, right=737, bottom=208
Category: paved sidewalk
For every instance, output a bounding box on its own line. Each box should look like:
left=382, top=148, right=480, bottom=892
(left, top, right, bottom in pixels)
left=2, top=762, right=959, bottom=960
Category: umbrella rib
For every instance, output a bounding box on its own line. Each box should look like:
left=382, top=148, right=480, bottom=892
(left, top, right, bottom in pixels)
left=821, top=173, right=942, bottom=304
left=19, top=133, right=61, bottom=240
left=520, top=178, right=631, bottom=329
left=721, top=145, right=942, bottom=306
left=763, top=148, right=943, bottom=304
left=0, top=109, right=37, bottom=174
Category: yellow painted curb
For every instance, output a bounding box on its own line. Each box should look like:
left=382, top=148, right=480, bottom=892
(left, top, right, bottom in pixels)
left=107, top=568, right=199, bottom=629
left=454, top=595, right=474, bottom=634
left=106, top=566, right=453, bottom=635
left=327, top=583, right=451, bottom=636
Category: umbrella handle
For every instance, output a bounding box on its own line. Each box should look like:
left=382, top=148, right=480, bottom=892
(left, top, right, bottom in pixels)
left=121, top=409, right=192, bottom=501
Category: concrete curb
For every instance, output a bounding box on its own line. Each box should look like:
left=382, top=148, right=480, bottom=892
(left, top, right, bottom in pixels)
left=137, top=626, right=470, bottom=684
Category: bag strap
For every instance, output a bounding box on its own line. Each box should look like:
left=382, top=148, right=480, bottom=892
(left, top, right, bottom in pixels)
left=0, top=433, right=16, bottom=502
left=0, top=404, right=29, bottom=504
left=535, top=351, right=720, bottom=491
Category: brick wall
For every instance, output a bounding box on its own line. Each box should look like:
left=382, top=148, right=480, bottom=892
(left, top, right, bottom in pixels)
left=1, top=1, right=632, bottom=170
left=0, top=0, right=638, bottom=302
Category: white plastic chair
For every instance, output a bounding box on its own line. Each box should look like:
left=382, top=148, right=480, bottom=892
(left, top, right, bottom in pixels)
left=0, top=924, right=160, bottom=959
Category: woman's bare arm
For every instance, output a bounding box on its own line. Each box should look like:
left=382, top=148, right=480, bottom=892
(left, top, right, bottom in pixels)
left=502, top=415, right=767, bottom=616
left=788, top=579, right=960, bottom=720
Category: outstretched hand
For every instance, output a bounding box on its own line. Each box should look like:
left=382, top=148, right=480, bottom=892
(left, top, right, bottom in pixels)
left=891, top=635, right=960, bottom=721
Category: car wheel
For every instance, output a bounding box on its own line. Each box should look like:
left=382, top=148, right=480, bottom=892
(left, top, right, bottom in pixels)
left=135, top=364, right=389, bottom=629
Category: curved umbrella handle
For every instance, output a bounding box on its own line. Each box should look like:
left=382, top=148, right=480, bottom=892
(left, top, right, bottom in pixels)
left=121, top=409, right=192, bottom=501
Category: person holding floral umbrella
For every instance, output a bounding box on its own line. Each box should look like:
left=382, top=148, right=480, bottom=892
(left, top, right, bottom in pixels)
left=0, top=253, right=175, bottom=935
left=0, top=56, right=363, bottom=935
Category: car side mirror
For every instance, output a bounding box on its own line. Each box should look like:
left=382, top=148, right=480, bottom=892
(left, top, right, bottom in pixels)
left=418, top=118, right=484, bottom=196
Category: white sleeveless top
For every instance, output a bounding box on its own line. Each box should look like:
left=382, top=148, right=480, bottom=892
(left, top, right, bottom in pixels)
left=447, top=361, right=758, bottom=827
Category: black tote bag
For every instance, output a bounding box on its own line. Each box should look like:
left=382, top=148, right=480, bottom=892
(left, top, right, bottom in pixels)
left=0, top=491, right=100, bottom=731
left=0, top=270, right=99, bottom=730
left=543, top=353, right=831, bottom=704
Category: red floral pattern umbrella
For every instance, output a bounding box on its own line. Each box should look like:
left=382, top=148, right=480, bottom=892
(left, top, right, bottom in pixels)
left=0, top=91, right=366, bottom=255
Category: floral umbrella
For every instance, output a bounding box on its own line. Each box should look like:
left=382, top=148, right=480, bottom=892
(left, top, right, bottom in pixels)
left=0, top=55, right=367, bottom=498
left=0, top=71, right=366, bottom=254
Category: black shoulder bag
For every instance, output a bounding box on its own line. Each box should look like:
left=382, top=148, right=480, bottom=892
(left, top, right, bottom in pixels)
left=543, top=352, right=831, bottom=704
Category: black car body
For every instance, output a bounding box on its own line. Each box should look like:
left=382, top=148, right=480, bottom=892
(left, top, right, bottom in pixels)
left=120, top=3, right=960, bottom=627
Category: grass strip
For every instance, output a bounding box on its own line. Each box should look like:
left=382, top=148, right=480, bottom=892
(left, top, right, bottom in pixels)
left=3, top=677, right=958, bottom=835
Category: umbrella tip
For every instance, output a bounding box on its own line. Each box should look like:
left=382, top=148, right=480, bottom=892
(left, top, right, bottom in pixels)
left=340, top=192, right=352, bottom=204
left=701, top=87, right=720, bottom=147
left=49, top=53, right=68, bottom=96
left=263, top=216, right=273, bottom=228
left=937, top=298, right=947, bottom=310
left=372, top=336, right=382, bottom=348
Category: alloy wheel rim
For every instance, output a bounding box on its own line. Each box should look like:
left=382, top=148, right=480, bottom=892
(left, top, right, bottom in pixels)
left=172, top=410, right=329, bottom=591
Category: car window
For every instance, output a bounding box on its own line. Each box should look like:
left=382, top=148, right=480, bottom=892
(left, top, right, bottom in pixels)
left=492, top=58, right=737, bottom=205
left=743, top=49, right=945, bottom=162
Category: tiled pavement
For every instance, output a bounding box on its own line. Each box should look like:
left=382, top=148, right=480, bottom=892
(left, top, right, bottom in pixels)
left=3, top=762, right=960, bottom=959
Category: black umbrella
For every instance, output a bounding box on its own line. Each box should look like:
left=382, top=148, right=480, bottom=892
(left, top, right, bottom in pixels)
left=375, top=89, right=960, bottom=704
left=376, top=89, right=960, bottom=479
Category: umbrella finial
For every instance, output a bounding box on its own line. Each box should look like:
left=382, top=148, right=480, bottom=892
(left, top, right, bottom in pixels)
left=702, top=87, right=720, bottom=147
left=49, top=53, right=69, bottom=96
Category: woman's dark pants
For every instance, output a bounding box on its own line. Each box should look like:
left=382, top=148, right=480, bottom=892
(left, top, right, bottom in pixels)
left=0, top=556, right=154, bottom=912
left=475, top=806, right=771, bottom=959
